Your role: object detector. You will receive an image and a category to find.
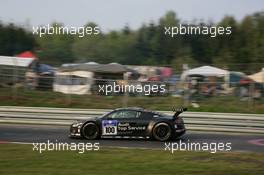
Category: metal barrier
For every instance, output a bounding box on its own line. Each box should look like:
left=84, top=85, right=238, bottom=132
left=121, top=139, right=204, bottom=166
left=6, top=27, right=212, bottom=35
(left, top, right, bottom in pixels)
left=0, top=106, right=263, bottom=134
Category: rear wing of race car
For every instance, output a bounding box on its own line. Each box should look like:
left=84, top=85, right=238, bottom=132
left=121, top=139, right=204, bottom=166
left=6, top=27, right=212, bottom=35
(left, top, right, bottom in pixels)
left=172, top=107, right=187, bottom=119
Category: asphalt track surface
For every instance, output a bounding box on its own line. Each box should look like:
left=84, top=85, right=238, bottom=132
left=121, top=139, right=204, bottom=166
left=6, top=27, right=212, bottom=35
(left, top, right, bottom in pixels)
left=0, top=123, right=264, bottom=153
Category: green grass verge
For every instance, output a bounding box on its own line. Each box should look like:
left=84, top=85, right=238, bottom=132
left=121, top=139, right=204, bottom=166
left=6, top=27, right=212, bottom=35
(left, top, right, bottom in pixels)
left=0, top=144, right=264, bottom=175
left=0, top=88, right=264, bottom=113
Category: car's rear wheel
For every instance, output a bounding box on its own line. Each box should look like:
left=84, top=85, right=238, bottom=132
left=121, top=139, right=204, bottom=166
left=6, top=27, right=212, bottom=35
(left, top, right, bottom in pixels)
left=152, top=122, right=172, bottom=141
left=82, top=122, right=99, bottom=140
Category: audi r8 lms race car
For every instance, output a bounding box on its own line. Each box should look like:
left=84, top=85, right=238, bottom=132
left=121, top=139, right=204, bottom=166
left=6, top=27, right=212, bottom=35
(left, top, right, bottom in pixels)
left=70, top=107, right=186, bottom=141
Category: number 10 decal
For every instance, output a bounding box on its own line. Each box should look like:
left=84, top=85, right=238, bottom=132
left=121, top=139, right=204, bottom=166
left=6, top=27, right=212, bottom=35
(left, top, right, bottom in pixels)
left=102, top=120, right=118, bottom=135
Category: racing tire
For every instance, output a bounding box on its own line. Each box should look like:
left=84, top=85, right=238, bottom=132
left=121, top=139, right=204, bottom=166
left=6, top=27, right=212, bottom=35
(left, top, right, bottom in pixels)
left=152, top=122, right=172, bottom=141
left=82, top=122, right=100, bottom=140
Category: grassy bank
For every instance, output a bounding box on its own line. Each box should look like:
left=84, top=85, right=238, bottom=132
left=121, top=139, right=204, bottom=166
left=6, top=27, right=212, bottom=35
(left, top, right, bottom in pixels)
left=0, top=88, right=263, bottom=113
left=0, top=144, right=264, bottom=175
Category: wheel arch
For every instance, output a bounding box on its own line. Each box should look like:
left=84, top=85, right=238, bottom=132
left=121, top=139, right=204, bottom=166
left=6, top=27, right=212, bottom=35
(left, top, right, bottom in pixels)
left=81, top=120, right=101, bottom=138
left=148, top=120, right=173, bottom=139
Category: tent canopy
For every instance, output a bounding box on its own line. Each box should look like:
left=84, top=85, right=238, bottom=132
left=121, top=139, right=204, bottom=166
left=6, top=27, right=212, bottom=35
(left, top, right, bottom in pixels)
left=0, top=56, right=35, bottom=67
left=60, top=63, right=131, bottom=74
left=248, top=69, right=264, bottom=83
left=181, top=66, right=229, bottom=79
left=16, top=51, right=37, bottom=59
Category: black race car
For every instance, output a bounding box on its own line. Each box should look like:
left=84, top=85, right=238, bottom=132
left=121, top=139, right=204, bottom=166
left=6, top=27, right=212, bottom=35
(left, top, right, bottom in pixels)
left=70, top=107, right=186, bottom=141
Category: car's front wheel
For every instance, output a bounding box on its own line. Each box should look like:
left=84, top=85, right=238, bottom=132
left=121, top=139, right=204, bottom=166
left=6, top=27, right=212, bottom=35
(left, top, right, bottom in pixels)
left=82, top=122, right=99, bottom=140
left=152, top=122, right=172, bottom=141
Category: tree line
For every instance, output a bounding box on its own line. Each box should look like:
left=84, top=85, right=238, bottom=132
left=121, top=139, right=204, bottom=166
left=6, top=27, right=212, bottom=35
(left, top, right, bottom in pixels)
left=0, top=11, right=263, bottom=73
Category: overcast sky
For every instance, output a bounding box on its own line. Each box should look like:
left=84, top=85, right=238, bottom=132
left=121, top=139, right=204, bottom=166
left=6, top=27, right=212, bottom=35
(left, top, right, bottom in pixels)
left=0, top=0, right=263, bottom=31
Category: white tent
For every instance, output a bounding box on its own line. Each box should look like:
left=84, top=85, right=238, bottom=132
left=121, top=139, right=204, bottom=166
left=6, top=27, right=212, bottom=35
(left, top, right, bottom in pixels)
left=181, top=66, right=229, bottom=80
left=0, top=56, right=34, bottom=67
left=53, top=71, right=94, bottom=95
left=248, top=69, right=264, bottom=83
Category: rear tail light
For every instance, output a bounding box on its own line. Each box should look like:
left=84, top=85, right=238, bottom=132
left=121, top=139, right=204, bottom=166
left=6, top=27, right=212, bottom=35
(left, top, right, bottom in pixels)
left=175, top=117, right=184, bottom=129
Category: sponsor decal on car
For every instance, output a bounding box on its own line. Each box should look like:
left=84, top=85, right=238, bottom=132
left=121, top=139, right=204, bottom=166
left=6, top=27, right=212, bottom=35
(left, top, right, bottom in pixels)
left=117, top=122, right=146, bottom=131
left=102, top=120, right=118, bottom=135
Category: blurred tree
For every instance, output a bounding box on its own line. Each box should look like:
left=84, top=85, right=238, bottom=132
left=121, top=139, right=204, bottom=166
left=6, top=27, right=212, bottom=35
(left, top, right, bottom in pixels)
left=253, top=12, right=264, bottom=70
left=213, top=16, right=239, bottom=69
left=73, top=22, right=138, bottom=65
left=0, top=23, right=36, bottom=56
left=36, top=23, right=75, bottom=65
left=159, top=11, right=179, bottom=26
left=122, top=24, right=131, bottom=35
left=235, top=15, right=258, bottom=73
left=0, top=11, right=263, bottom=73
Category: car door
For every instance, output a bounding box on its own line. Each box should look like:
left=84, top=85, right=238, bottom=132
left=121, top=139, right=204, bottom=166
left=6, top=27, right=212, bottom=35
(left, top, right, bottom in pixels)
left=133, top=111, right=153, bottom=136
left=114, top=110, right=151, bottom=137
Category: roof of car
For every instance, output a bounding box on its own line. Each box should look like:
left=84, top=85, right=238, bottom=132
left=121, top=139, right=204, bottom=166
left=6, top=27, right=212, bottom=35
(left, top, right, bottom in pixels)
left=115, top=107, right=143, bottom=111
left=114, top=107, right=157, bottom=113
